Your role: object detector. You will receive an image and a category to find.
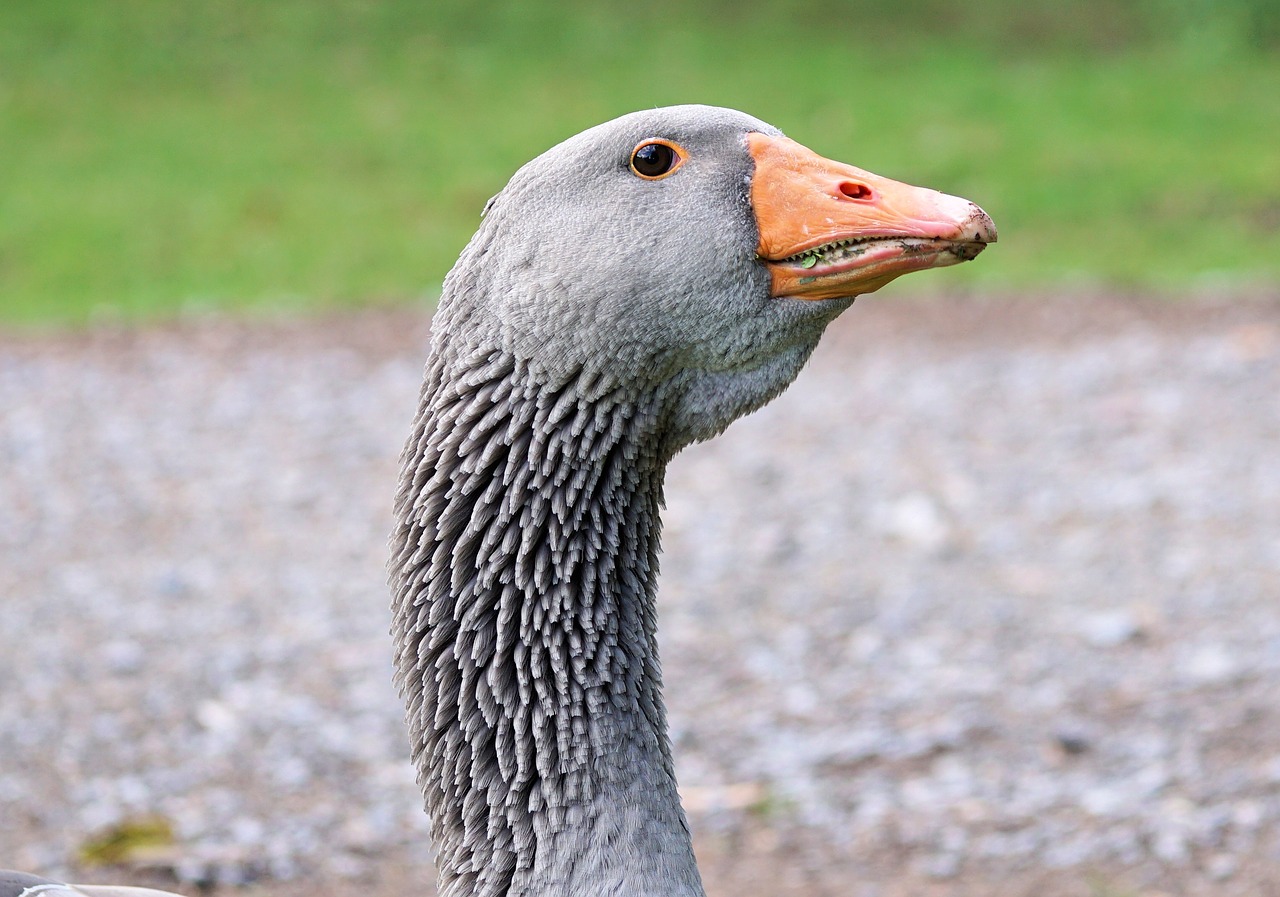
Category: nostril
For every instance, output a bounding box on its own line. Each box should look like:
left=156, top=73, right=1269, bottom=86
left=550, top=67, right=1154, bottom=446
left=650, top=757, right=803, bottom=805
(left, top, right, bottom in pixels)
left=838, top=181, right=873, bottom=200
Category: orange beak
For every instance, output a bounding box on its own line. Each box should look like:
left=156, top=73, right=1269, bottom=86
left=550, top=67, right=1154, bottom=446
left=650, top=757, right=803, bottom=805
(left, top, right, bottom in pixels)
left=748, top=133, right=996, bottom=300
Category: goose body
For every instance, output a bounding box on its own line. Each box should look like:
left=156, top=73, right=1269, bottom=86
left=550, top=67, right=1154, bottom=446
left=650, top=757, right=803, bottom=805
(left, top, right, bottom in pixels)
left=4, top=105, right=993, bottom=897
left=0, top=872, right=184, bottom=897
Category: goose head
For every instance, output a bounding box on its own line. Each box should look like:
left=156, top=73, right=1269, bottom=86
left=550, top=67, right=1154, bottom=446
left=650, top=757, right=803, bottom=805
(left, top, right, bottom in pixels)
left=439, top=104, right=995, bottom=452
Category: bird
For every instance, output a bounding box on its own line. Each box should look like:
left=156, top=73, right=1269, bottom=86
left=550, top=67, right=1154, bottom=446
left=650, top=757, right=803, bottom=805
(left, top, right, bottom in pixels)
left=3, top=104, right=994, bottom=897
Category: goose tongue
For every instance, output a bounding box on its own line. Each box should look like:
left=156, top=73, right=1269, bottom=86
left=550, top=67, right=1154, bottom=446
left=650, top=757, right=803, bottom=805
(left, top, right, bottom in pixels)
left=748, top=132, right=997, bottom=301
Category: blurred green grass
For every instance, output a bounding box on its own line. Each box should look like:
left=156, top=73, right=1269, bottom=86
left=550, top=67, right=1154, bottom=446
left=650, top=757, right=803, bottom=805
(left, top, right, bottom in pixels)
left=2, top=0, right=1278, bottom=326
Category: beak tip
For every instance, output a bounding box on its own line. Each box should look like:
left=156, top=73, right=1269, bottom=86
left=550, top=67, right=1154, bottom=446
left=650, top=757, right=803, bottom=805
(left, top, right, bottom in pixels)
left=966, top=203, right=998, bottom=244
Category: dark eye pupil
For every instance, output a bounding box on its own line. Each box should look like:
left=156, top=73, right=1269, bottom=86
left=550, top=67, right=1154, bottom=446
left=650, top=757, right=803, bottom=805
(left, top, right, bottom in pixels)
left=633, top=143, right=676, bottom=177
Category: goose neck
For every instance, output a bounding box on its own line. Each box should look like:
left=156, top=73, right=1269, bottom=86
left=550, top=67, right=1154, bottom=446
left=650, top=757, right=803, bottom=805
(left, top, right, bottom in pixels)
left=391, top=348, right=704, bottom=897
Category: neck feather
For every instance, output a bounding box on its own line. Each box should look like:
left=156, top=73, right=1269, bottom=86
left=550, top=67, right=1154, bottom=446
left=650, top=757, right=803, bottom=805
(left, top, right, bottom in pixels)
left=390, top=344, right=704, bottom=897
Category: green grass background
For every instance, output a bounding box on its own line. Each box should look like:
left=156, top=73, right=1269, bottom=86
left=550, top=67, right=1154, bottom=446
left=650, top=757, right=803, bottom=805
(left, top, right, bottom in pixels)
left=2, top=0, right=1278, bottom=326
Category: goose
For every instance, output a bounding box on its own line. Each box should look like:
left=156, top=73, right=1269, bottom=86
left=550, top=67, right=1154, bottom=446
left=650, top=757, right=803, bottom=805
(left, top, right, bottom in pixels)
left=3, top=104, right=994, bottom=897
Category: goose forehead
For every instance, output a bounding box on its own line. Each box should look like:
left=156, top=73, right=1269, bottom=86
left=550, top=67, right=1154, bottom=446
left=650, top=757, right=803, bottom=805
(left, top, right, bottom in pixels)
left=601, top=104, right=781, bottom=140
left=529, top=106, right=782, bottom=168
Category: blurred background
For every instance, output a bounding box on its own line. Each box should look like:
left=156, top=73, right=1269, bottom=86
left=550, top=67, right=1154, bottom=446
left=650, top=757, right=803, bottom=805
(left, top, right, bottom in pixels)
left=2, top=3, right=1280, bottom=897
left=1, top=0, right=1278, bottom=325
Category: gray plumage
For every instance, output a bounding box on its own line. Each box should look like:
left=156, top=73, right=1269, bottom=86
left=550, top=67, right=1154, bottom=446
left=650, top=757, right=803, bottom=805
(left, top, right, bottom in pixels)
left=389, top=106, right=858, bottom=897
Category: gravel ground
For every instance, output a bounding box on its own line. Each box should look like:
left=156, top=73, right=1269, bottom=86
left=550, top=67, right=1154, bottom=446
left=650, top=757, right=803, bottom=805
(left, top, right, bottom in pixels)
left=1, top=292, right=1278, bottom=897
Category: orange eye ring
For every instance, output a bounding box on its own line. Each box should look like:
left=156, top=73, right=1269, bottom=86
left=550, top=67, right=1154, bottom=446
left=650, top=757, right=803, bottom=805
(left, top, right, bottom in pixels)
left=629, top=139, right=688, bottom=180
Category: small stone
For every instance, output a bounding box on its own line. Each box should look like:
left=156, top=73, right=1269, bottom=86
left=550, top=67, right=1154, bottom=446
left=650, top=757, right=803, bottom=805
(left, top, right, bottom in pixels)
left=230, top=816, right=265, bottom=845
left=195, top=699, right=238, bottom=734
left=1182, top=644, right=1240, bottom=686
left=915, top=851, right=961, bottom=880
left=1078, top=609, right=1142, bottom=648
left=1053, top=728, right=1092, bottom=755
left=1079, top=785, right=1127, bottom=817
left=878, top=492, right=950, bottom=550
left=1206, top=853, right=1238, bottom=880
left=101, top=639, right=146, bottom=674
left=1152, top=828, right=1189, bottom=863
left=1231, top=800, right=1265, bottom=833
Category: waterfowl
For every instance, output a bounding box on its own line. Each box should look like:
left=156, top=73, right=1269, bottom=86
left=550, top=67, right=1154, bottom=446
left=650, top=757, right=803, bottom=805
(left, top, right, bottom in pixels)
left=3, top=104, right=993, bottom=897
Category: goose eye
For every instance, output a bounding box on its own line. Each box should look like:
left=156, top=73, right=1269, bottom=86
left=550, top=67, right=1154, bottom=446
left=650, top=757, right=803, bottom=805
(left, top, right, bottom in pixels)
left=630, top=140, right=686, bottom=179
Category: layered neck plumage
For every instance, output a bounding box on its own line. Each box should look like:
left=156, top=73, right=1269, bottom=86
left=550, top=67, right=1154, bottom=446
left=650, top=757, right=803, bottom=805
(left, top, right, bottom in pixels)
left=390, top=340, right=704, bottom=897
